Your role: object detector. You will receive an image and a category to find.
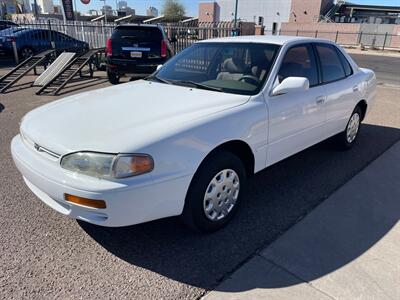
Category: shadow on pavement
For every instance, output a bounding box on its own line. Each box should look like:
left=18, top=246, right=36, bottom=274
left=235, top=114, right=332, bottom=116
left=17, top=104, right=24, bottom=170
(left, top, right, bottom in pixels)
left=79, top=123, right=400, bottom=291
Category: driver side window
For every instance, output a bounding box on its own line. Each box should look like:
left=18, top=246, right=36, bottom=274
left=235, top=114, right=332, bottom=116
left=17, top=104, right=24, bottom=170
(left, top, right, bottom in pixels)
left=278, top=44, right=318, bottom=87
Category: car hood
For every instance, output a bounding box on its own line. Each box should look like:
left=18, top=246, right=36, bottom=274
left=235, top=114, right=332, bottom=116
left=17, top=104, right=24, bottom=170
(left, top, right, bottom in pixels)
left=21, top=80, right=250, bottom=155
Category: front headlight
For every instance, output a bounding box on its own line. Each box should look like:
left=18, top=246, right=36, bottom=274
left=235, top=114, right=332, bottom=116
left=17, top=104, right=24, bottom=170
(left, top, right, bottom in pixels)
left=60, top=152, right=154, bottom=179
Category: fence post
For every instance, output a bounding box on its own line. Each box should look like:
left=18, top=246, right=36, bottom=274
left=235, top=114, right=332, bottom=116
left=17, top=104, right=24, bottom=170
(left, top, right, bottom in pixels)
left=315, top=30, right=318, bottom=38
left=296, top=29, right=299, bottom=36
left=335, top=30, right=339, bottom=43
left=357, top=31, right=363, bottom=45
left=47, top=20, right=55, bottom=49
left=382, top=32, right=388, bottom=51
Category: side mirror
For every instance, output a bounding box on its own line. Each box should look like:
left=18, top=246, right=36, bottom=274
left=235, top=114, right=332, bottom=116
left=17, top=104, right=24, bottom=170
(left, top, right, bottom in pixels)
left=156, top=64, right=163, bottom=71
left=272, top=77, right=309, bottom=96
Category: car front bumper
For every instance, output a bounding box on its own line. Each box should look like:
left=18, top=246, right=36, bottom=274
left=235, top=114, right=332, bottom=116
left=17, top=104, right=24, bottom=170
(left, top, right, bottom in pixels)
left=11, top=134, right=191, bottom=227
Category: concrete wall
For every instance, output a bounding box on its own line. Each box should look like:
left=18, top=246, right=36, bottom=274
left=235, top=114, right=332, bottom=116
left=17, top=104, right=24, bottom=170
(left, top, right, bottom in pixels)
left=391, top=25, right=400, bottom=49
left=281, top=22, right=361, bottom=45
left=280, top=22, right=400, bottom=49
left=199, top=2, right=220, bottom=23
left=289, top=0, right=334, bottom=23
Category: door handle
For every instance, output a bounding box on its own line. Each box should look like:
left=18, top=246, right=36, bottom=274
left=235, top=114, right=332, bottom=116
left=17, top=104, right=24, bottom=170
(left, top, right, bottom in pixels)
left=353, top=85, right=359, bottom=92
left=315, top=96, right=325, bottom=104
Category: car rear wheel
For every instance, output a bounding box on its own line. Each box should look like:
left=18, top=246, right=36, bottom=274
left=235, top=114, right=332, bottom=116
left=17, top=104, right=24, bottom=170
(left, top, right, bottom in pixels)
left=19, top=47, right=34, bottom=60
left=107, top=71, right=120, bottom=85
left=336, top=106, right=362, bottom=150
left=181, top=150, right=247, bottom=233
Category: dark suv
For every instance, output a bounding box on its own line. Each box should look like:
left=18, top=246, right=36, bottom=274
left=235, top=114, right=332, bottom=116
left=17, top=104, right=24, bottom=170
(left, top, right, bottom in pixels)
left=106, top=24, right=174, bottom=84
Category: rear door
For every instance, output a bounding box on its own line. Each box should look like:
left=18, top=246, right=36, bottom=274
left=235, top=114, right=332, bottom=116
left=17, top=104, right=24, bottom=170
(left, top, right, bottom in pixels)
left=111, top=26, right=163, bottom=62
left=314, top=43, right=359, bottom=137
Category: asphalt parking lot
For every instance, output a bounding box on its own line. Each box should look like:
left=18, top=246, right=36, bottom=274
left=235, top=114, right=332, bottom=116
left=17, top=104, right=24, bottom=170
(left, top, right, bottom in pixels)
left=0, top=53, right=399, bottom=299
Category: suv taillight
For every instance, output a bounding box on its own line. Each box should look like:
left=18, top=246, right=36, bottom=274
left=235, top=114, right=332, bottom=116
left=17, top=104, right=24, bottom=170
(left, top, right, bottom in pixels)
left=106, top=38, right=112, bottom=57
left=5, top=36, right=16, bottom=42
left=161, top=40, right=167, bottom=58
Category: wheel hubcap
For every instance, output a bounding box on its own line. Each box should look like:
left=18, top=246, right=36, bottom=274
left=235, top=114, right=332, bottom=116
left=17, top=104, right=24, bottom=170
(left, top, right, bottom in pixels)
left=346, top=113, right=360, bottom=143
left=203, top=169, right=240, bottom=221
left=22, top=49, right=33, bottom=59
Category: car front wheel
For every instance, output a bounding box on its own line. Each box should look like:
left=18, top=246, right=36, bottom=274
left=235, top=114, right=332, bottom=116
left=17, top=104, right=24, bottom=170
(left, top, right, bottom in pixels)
left=181, top=150, right=247, bottom=233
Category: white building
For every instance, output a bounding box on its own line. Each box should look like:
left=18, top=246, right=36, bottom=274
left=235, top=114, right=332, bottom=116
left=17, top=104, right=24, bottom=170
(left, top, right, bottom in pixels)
left=102, top=5, right=114, bottom=16
left=217, top=0, right=292, bottom=32
left=37, top=0, right=54, bottom=14
left=147, top=6, right=158, bottom=17
left=117, top=1, right=127, bottom=10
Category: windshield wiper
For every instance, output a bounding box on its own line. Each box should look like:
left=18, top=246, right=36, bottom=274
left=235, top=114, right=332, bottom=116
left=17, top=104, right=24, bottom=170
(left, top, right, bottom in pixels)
left=145, top=75, right=172, bottom=85
left=171, top=80, right=223, bottom=92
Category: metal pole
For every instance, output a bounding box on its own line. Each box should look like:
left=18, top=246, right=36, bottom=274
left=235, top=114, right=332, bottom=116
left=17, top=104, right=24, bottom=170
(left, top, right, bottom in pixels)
left=74, top=0, right=77, bottom=20
left=335, top=30, right=339, bottom=43
left=12, top=41, right=19, bottom=64
left=33, top=0, right=39, bottom=19
left=233, top=0, right=238, bottom=30
left=382, top=32, right=388, bottom=51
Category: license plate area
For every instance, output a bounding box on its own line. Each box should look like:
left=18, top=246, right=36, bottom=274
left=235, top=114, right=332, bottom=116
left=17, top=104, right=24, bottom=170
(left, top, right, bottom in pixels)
left=130, top=51, right=142, bottom=58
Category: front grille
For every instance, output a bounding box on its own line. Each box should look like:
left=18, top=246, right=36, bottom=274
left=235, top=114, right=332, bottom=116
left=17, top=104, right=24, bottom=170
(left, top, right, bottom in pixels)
left=21, top=132, right=61, bottom=160
left=33, top=143, right=61, bottom=159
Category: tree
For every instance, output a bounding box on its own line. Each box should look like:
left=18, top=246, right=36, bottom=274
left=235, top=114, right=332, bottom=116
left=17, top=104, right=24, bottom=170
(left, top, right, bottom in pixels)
left=162, top=0, right=186, bottom=21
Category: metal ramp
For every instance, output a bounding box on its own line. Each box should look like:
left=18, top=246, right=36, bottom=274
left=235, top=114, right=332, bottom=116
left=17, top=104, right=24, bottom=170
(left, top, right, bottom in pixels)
left=33, top=52, right=76, bottom=87
left=0, top=49, right=55, bottom=93
left=36, top=48, right=104, bottom=96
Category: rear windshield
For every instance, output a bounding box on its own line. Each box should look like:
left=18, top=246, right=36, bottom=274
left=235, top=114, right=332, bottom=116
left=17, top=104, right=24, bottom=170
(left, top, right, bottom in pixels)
left=112, top=27, right=162, bottom=42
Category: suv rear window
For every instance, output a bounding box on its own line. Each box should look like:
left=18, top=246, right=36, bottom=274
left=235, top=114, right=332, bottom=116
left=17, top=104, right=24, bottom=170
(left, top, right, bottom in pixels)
left=112, top=26, right=162, bottom=41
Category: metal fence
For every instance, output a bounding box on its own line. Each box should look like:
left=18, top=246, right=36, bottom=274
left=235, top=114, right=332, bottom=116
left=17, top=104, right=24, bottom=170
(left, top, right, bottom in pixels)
left=1, top=20, right=236, bottom=65
left=270, top=29, right=399, bottom=51
left=1, top=20, right=399, bottom=67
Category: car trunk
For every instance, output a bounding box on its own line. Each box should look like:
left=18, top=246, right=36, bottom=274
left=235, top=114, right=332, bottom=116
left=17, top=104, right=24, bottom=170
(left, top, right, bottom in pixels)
left=111, top=26, right=163, bottom=61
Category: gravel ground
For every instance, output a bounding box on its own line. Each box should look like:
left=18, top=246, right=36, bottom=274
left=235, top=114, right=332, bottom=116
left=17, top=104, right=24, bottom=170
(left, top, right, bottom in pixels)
left=0, top=54, right=399, bottom=299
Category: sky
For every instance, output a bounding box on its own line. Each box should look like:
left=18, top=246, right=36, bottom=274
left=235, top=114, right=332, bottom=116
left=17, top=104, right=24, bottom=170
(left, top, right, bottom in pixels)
left=49, top=0, right=400, bottom=17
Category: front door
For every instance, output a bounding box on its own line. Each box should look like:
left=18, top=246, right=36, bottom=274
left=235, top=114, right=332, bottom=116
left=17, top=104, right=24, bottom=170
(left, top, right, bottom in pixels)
left=266, top=43, right=326, bottom=166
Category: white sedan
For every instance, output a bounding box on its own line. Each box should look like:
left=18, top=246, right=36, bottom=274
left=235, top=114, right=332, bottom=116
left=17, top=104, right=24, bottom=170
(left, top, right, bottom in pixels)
left=11, top=36, right=376, bottom=232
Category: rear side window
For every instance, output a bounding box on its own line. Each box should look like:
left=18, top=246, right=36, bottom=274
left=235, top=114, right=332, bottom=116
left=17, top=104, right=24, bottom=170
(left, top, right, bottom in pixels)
left=112, top=27, right=162, bottom=42
left=315, top=44, right=346, bottom=83
left=278, top=44, right=318, bottom=86
left=335, top=48, right=353, bottom=77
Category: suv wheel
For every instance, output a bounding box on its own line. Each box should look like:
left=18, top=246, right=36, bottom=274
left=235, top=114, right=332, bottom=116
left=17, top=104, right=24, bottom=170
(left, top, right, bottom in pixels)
left=107, top=71, right=120, bottom=85
left=181, top=151, right=247, bottom=233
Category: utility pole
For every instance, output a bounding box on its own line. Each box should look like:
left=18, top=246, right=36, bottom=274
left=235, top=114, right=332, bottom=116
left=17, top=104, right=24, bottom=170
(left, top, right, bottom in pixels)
left=100, top=0, right=107, bottom=23
left=33, top=0, right=39, bottom=19
left=233, top=0, right=239, bottom=36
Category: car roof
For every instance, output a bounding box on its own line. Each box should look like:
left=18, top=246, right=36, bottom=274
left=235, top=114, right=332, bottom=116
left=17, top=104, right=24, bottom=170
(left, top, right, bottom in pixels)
left=199, top=35, right=332, bottom=46
left=116, top=24, right=160, bottom=28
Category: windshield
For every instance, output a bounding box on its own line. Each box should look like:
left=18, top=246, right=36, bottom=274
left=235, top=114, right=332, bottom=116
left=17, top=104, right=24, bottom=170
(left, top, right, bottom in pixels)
left=153, top=42, right=280, bottom=95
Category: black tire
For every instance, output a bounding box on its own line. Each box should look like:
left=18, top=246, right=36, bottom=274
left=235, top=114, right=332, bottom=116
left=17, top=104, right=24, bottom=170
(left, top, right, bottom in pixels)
left=19, top=47, right=34, bottom=60
left=335, top=106, right=362, bottom=150
left=107, top=71, right=120, bottom=84
left=181, top=150, right=247, bottom=233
